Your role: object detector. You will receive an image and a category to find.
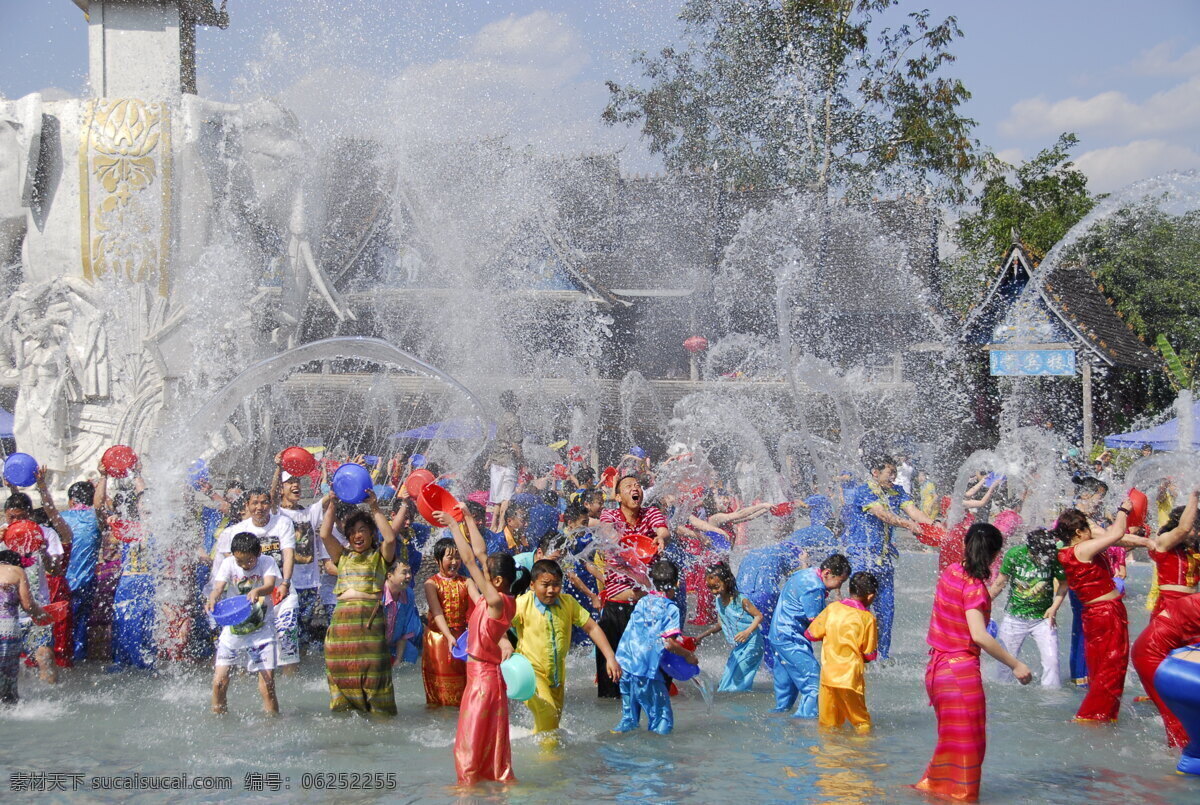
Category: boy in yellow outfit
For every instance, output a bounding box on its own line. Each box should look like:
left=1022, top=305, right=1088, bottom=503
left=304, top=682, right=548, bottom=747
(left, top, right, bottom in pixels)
left=512, top=558, right=621, bottom=735
left=804, top=571, right=879, bottom=734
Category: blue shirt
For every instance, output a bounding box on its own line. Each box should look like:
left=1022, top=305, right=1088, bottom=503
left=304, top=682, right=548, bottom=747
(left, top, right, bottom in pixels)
left=483, top=527, right=510, bottom=556
left=615, top=592, right=682, bottom=679
left=527, top=503, right=560, bottom=543
left=844, top=480, right=911, bottom=566
left=769, top=567, right=828, bottom=645
left=62, top=508, right=100, bottom=591
left=737, top=541, right=801, bottom=604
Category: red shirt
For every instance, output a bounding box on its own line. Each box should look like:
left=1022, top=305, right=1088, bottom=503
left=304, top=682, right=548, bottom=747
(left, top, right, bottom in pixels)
left=926, top=563, right=990, bottom=655
left=598, top=506, right=667, bottom=601
left=1058, top=545, right=1117, bottom=603
left=1150, top=545, right=1200, bottom=587
left=600, top=505, right=668, bottom=542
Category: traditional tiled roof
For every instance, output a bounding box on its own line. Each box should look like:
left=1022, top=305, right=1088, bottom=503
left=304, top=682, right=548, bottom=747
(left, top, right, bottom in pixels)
left=963, top=241, right=1161, bottom=370
left=1041, top=263, right=1160, bottom=369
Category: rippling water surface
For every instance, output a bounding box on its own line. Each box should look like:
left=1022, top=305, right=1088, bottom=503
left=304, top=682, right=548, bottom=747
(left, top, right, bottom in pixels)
left=1, top=554, right=1195, bottom=804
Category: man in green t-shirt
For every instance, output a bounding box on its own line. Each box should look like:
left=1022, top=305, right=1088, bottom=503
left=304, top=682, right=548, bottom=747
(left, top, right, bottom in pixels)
left=987, top=529, right=1068, bottom=687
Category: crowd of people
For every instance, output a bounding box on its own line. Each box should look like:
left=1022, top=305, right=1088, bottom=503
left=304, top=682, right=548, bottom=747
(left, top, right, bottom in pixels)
left=0, top=429, right=1197, bottom=800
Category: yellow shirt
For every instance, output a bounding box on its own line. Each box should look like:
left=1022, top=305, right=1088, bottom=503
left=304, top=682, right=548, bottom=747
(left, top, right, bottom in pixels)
left=806, top=600, right=878, bottom=694
left=511, top=592, right=591, bottom=687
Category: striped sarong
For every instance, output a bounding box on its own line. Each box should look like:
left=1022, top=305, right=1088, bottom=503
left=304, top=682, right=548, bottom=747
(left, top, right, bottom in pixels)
left=915, top=650, right=985, bottom=802
left=325, top=598, right=396, bottom=715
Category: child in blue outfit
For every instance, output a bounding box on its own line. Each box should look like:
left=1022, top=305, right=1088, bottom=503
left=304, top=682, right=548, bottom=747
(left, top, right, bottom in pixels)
left=769, top=553, right=851, bottom=717
left=696, top=561, right=764, bottom=692
left=612, top=559, right=695, bottom=735
left=383, top=560, right=422, bottom=664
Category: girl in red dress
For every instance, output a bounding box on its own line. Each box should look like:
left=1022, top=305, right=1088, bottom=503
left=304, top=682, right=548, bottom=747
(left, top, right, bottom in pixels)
left=1054, top=505, right=1153, bottom=723
left=1147, top=489, right=1199, bottom=617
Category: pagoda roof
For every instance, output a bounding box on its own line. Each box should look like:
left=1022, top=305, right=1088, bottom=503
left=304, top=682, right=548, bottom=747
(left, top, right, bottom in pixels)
left=963, top=241, right=1160, bottom=370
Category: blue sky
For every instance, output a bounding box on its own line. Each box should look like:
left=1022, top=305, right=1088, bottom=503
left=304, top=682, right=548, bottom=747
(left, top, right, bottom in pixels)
left=3, top=1, right=1198, bottom=192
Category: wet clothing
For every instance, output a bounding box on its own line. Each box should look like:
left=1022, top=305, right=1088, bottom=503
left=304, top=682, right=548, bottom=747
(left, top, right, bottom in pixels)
left=423, top=574, right=470, bottom=706
left=325, top=599, right=395, bottom=714
left=613, top=591, right=682, bottom=734
left=916, top=563, right=991, bottom=802
left=806, top=599, right=878, bottom=695
left=0, top=584, right=22, bottom=704
left=1132, top=592, right=1200, bottom=748
left=736, top=538, right=802, bottom=669
left=112, top=533, right=156, bottom=669
left=999, top=546, right=1064, bottom=619
left=714, top=593, right=764, bottom=692
left=845, top=481, right=910, bottom=659
left=456, top=594, right=517, bottom=785
left=613, top=673, right=672, bottom=735
left=926, top=563, right=989, bottom=655
left=769, top=568, right=827, bottom=717
left=596, top=600, right=633, bottom=698
left=383, top=585, right=421, bottom=663
left=1059, top=546, right=1127, bottom=722
left=1149, top=545, right=1200, bottom=617
left=512, top=592, right=592, bottom=732
left=64, top=506, right=101, bottom=663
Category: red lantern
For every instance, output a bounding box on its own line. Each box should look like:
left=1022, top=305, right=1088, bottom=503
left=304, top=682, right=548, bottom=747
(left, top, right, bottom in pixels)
left=683, top=336, right=709, bottom=354
left=101, top=445, right=138, bottom=478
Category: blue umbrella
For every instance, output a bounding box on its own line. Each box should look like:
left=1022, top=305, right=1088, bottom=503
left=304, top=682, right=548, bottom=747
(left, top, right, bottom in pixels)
left=388, top=417, right=496, bottom=440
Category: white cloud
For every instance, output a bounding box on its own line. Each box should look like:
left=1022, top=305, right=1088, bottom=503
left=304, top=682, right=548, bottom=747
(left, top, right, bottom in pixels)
left=1133, top=41, right=1200, bottom=76
left=1073, top=139, right=1200, bottom=194
left=1000, top=74, right=1200, bottom=139
left=993, top=147, right=1023, bottom=166
left=379, top=11, right=636, bottom=157
left=268, top=11, right=648, bottom=163
left=35, top=86, right=74, bottom=102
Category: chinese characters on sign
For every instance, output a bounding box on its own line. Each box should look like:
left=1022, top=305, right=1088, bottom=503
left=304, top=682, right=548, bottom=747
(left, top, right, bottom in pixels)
left=989, top=349, right=1076, bottom=377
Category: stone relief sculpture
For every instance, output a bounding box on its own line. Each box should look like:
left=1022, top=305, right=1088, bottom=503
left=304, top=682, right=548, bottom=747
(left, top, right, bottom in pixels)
left=0, top=88, right=353, bottom=481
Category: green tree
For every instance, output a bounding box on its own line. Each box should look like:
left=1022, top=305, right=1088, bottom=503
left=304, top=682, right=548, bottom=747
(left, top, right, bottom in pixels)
left=956, top=133, right=1096, bottom=260
left=1074, top=206, right=1200, bottom=387
left=603, top=0, right=977, bottom=200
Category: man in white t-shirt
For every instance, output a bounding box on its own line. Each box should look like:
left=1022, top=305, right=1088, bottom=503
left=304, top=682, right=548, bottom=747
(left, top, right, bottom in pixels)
left=206, top=533, right=280, bottom=713
left=272, top=470, right=333, bottom=664
left=212, top=488, right=299, bottom=668
left=310, top=494, right=349, bottom=613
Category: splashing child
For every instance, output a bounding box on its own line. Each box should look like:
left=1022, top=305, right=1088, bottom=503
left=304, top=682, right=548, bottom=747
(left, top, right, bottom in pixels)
left=205, top=533, right=280, bottom=715
left=695, top=561, right=764, bottom=693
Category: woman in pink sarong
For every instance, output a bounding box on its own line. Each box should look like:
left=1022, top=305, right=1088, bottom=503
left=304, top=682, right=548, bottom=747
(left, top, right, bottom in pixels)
left=433, top=508, right=527, bottom=787
left=914, top=523, right=1032, bottom=803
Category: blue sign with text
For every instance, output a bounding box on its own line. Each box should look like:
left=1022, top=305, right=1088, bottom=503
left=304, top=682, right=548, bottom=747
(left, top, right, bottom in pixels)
left=989, top=349, right=1076, bottom=377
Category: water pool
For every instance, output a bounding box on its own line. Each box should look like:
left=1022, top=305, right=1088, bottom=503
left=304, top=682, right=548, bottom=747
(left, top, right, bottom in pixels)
left=1, top=553, right=1195, bottom=804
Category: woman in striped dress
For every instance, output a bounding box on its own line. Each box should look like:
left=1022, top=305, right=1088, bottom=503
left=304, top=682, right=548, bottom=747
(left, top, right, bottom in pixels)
left=914, top=523, right=1032, bottom=802
left=319, top=490, right=397, bottom=715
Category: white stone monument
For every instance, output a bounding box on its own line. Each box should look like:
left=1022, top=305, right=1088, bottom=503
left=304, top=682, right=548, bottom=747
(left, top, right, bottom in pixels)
left=0, top=2, right=351, bottom=482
